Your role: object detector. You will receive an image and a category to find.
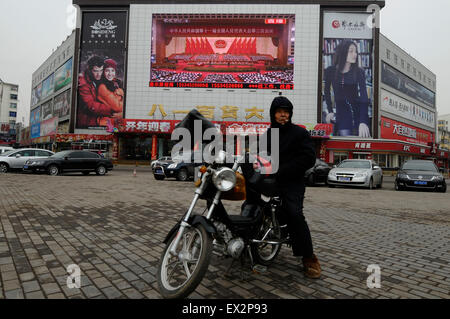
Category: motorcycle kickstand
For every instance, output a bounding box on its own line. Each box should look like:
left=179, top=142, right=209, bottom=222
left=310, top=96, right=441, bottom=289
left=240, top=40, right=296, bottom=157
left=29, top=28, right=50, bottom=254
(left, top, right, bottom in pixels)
left=246, top=245, right=267, bottom=275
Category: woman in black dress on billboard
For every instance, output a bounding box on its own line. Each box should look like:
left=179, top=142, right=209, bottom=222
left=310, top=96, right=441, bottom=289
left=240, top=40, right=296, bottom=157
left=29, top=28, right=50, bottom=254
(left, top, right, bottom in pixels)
left=324, top=40, right=371, bottom=137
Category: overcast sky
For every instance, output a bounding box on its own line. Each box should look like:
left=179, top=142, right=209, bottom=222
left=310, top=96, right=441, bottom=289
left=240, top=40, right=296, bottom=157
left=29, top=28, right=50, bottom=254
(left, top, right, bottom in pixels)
left=1, top=0, right=449, bottom=127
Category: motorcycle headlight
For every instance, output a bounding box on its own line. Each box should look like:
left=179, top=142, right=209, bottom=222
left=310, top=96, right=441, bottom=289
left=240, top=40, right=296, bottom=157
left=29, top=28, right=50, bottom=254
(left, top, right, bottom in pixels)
left=214, top=150, right=227, bottom=164
left=212, top=167, right=236, bottom=192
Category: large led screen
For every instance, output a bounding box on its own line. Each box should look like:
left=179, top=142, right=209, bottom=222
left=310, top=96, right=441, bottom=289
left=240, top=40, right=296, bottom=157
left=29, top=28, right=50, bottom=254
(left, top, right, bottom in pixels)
left=149, top=14, right=295, bottom=90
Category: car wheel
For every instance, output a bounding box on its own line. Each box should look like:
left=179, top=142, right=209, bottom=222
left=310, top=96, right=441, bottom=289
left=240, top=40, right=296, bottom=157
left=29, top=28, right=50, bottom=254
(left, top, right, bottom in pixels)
left=378, top=176, right=383, bottom=189
left=176, top=169, right=188, bottom=181
left=96, top=165, right=107, bottom=176
left=154, top=175, right=165, bottom=180
left=395, top=182, right=403, bottom=191
left=438, top=184, right=447, bottom=193
left=368, top=178, right=374, bottom=190
left=0, top=163, right=8, bottom=173
left=48, top=165, right=59, bottom=176
left=307, top=174, right=315, bottom=186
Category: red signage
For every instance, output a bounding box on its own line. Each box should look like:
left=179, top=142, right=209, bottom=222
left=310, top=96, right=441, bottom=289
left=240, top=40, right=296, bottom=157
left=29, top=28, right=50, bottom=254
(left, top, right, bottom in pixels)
left=380, top=117, right=434, bottom=146
left=118, top=119, right=332, bottom=138
left=265, top=19, right=286, bottom=24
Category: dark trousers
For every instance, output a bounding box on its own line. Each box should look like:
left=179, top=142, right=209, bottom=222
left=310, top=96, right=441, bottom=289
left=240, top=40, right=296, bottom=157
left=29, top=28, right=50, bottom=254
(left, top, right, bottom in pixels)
left=278, top=184, right=314, bottom=258
left=244, top=178, right=314, bottom=258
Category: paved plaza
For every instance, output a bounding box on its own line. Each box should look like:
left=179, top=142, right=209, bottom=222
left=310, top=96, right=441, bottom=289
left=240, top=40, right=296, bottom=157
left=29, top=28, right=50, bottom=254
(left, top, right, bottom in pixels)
left=0, top=166, right=449, bottom=299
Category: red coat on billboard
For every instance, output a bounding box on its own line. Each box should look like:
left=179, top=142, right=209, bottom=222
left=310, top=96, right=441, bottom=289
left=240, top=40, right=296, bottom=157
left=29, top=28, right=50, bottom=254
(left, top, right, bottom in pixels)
left=77, top=72, right=113, bottom=128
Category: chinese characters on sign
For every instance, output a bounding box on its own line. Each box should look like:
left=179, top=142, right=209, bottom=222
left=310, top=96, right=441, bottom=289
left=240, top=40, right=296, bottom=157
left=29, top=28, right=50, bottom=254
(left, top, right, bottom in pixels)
left=167, top=26, right=276, bottom=36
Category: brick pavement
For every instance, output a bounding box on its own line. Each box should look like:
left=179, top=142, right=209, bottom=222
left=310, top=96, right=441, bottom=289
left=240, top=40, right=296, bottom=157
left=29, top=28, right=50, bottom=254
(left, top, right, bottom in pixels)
left=0, top=167, right=449, bottom=299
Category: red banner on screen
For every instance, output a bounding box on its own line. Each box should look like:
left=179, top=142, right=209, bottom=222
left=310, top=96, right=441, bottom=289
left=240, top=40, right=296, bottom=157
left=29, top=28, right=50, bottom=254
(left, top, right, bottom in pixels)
left=166, top=25, right=278, bottom=36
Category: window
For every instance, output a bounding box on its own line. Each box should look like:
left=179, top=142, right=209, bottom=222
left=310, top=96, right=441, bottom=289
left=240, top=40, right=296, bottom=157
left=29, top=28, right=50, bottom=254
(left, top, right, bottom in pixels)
left=10, top=94, right=18, bottom=100
left=15, top=150, right=36, bottom=157
left=394, top=54, right=398, bottom=64
left=401, top=59, right=405, bottom=68
left=9, top=120, right=16, bottom=125
left=10, top=103, right=17, bottom=108
left=11, top=86, right=18, bottom=92
left=36, top=150, right=53, bottom=157
left=68, top=152, right=85, bottom=158
left=407, top=63, right=410, bottom=72
left=386, top=49, right=391, bottom=59
left=333, top=152, right=348, bottom=165
left=83, top=152, right=100, bottom=159
left=9, top=111, right=17, bottom=117
left=413, top=67, right=416, bottom=76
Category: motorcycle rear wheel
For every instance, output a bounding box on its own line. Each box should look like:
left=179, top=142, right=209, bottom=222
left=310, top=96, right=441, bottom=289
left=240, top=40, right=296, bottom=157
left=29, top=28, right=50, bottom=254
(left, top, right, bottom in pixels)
left=251, top=213, right=282, bottom=266
left=157, top=223, right=212, bottom=299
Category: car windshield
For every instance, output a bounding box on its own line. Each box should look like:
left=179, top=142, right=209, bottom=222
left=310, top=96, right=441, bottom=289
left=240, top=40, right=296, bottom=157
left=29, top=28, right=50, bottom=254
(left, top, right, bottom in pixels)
left=402, top=161, right=437, bottom=172
left=51, top=151, right=72, bottom=158
left=337, top=161, right=371, bottom=169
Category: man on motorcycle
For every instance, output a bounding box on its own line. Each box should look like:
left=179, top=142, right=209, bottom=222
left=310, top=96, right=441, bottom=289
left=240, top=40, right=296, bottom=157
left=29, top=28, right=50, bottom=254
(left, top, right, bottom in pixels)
left=258, top=95, right=321, bottom=279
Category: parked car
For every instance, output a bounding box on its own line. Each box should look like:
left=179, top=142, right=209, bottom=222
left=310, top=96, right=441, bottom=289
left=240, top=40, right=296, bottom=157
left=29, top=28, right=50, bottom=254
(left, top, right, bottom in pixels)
left=0, top=148, right=54, bottom=173
left=151, top=156, right=173, bottom=169
left=153, top=152, right=201, bottom=181
left=305, top=159, right=331, bottom=186
left=0, top=146, right=14, bottom=155
left=327, top=159, right=383, bottom=189
left=395, top=160, right=446, bottom=193
left=22, top=150, right=114, bottom=176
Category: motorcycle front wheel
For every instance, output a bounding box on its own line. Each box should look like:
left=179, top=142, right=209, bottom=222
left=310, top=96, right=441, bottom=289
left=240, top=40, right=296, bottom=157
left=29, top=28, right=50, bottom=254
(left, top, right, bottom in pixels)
left=157, top=223, right=213, bottom=299
left=251, top=213, right=282, bottom=266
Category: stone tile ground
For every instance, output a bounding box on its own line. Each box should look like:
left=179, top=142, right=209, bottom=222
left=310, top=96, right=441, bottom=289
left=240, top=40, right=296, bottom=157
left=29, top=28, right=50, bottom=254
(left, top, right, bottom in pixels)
left=0, top=167, right=448, bottom=299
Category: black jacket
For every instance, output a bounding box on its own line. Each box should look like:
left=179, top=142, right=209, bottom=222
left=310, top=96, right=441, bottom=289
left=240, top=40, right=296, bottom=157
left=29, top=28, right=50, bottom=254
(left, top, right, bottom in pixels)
left=261, top=96, right=316, bottom=185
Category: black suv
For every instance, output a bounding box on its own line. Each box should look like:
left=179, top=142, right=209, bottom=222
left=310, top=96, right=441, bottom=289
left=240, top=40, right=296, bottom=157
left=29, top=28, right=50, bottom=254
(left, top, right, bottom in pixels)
left=395, top=160, right=446, bottom=192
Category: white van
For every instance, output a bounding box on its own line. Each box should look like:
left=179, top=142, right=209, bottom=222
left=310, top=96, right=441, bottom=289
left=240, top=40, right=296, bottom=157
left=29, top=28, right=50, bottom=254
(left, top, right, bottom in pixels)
left=0, top=146, right=14, bottom=155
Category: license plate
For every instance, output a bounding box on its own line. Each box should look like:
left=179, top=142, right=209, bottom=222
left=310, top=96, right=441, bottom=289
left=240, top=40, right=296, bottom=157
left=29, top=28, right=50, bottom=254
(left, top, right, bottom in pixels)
left=155, top=169, right=162, bottom=173
left=338, top=177, right=350, bottom=181
left=23, top=165, right=28, bottom=169
left=414, top=181, right=427, bottom=185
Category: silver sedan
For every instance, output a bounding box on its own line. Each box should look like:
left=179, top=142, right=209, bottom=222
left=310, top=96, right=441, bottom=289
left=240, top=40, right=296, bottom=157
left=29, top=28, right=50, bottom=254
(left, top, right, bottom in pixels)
left=327, top=159, right=383, bottom=189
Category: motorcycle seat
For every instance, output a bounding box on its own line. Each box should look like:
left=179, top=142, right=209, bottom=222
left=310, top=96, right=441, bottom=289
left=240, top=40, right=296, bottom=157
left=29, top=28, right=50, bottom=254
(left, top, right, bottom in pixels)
left=228, top=214, right=259, bottom=225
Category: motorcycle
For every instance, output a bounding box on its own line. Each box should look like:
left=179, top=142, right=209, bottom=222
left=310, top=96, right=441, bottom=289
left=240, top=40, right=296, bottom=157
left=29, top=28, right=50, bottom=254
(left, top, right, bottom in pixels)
left=156, top=148, right=290, bottom=299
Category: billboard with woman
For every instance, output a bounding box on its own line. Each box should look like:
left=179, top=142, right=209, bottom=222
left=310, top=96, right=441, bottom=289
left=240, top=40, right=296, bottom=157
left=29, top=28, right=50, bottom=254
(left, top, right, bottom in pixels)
left=322, top=12, right=374, bottom=138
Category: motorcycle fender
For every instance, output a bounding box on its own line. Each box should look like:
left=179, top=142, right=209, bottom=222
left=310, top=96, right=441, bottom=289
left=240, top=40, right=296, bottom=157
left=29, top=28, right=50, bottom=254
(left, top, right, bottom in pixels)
left=162, top=216, right=216, bottom=244
left=189, top=215, right=217, bottom=234
left=163, top=221, right=181, bottom=244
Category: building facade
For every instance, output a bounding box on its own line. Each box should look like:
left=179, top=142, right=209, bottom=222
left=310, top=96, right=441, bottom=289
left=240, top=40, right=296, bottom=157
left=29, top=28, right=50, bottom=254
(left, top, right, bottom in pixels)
left=438, top=114, right=450, bottom=151
left=24, top=0, right=445, bottom=169
left=0, top=78, right=19, bottom=146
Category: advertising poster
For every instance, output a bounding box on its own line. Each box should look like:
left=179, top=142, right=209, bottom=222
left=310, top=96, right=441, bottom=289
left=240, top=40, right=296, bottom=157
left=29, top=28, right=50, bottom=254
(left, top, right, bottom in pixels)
left=322, top=12, right=374, bottom=138
left=41, top=100, right=53, bottom=121
left=381, top=89, right=435, bottom=129
left=76, top=11, right=128, bottom=130
left=54, top=58, right=73, bottom=92
left=149, top=14, right=295, bottom=90
left=30, top=107, right=41, bottom=125
left=31, top=123, right=41, bottom=139
left=31, top=83, right=42, bottom=107
left=381, top=62, right=435, bottom=108
left=53, top=89, right=71, bottom=120
left=40, top=117, right=59, bottom=137
left=380, top=117, right=433, bottom=146
left=41, top=73, right=54, bottom=100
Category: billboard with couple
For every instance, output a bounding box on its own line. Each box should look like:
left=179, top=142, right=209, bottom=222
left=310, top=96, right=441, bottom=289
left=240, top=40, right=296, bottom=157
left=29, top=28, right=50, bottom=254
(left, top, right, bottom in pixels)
left=76, top=11, right=127, bottom=130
